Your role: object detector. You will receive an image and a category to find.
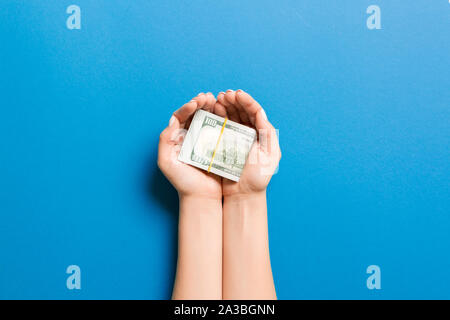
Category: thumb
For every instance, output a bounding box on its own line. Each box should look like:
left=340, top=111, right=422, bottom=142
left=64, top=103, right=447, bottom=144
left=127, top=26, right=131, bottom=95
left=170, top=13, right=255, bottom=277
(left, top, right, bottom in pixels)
left=160, top=115, right=181, bottom=143
left=158, top=115, right=186, bottom=171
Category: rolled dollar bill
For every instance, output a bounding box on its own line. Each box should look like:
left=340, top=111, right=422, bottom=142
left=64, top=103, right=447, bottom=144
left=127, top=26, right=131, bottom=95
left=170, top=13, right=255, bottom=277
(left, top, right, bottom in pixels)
left=178, top=109, right=256, bottom=181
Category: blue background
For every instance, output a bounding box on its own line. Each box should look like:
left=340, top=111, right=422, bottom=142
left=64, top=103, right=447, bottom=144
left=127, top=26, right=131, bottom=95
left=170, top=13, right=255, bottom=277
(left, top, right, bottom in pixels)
left=1, top=0, right=449, bottom=299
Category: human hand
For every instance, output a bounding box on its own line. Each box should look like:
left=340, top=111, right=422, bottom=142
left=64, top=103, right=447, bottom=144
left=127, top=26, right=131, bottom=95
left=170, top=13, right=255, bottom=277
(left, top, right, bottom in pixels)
left=158, top=93, right=222, bottom=200
left=214, top=90, right=281, bottom=197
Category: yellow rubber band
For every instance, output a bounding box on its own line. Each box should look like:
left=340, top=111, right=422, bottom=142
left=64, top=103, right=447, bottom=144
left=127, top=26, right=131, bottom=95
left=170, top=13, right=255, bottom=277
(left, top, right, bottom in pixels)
left=207, top=118, right=228, bottom=173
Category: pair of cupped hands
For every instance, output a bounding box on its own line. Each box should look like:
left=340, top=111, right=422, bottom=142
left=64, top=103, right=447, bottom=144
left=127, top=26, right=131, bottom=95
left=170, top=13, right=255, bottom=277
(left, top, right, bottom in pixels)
left=158, top=90, right=281, bottom=200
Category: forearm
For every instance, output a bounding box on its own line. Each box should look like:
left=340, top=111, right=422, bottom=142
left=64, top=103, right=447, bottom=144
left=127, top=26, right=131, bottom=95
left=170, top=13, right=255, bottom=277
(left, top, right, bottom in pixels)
left=172, top=195, right=223, bottom=300
left=222, top=191, right=276, bottom=300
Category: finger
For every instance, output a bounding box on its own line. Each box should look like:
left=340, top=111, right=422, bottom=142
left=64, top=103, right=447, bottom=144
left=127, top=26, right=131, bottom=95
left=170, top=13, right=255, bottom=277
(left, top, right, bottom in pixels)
left=255, top=110, right=279, bottom=157
left=158, top=114, right=185, bottom=171
left=214, top=100, right=228, bottom=118
left=189, top=92, right=208, bottom=127
left=177, top=93, right=208, bottom=129
left=203, top=92, right=216, bottom=113
left=216, top=92, right=227, bottom=108
left=235, top=90, right=265, bottom=126
left=254, top=107, right=274, bottom=131
left=160, top=114, right=189, bottom=144
left=226, top=89, right=251, bottom=125
left=192, top=92, right=208, bottom=109
left=219, top=90, right=241, bottom=122
left=214, top=92, right=228, bottom=117
left=173, top=99, right=198, bottom=127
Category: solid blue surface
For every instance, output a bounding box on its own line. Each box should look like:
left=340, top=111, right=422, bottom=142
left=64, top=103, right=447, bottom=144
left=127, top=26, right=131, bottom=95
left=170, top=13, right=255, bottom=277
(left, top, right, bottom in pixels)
left=1, top=1, right=449, bottom=299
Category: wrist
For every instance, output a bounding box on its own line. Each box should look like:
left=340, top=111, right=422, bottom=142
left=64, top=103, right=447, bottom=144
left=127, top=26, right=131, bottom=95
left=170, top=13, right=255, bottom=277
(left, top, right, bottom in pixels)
left=222, top=190, right=269, bottom=252
left=223, top=190, right=266, bottom=203
left=178, top=193, right=223, bottom=217
left=178, top=193, right=222, bottom=202
left=223, top=191, right=267, bottom=221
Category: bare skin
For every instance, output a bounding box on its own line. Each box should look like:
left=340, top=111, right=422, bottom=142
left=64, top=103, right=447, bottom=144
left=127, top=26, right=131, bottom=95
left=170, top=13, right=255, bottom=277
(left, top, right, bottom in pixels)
left=158, top=92, right=223, bottom=300
left=216, top=90, right=281, bottom=299
left=158, top=90, right=280, bottom=300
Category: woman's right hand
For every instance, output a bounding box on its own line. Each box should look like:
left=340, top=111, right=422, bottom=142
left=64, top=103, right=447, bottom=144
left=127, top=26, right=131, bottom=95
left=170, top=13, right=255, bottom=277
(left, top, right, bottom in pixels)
left=157, top=93, right=223, bottom=200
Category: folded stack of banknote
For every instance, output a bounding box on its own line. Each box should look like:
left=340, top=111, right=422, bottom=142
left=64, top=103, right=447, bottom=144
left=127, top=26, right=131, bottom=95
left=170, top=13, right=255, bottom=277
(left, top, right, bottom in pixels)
left=178, top=109, right=256, bottom=181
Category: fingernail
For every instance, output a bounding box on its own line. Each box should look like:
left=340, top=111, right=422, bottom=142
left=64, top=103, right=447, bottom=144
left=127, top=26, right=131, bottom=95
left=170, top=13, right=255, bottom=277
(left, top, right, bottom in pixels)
left=190, top=99, right=197, bottom=103
left=197, top=92, right=204, bottom=96
left=218, top=92, right=225, bottom=95
left=169, top=115, right=176, bottom=126
left=236, top=89, right=244, bottom=93
left=226, top=89, right=233, bottom=93
left=260, top=108, right=268, bottom=120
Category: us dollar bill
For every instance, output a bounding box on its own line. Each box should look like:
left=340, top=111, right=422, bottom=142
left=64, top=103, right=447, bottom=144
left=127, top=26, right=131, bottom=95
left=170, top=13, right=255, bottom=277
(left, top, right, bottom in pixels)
left=178, top=109, right=256, bottom=181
